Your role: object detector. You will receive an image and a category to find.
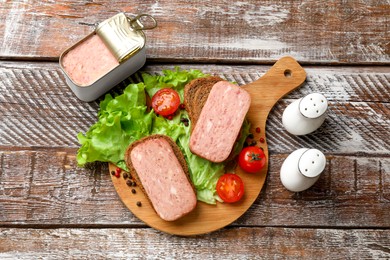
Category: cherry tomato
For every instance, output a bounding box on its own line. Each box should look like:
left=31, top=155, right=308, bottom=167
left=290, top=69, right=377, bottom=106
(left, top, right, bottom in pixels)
left=238, top=146, right=266, bottom=173
left=216, top=173, right=244, bottom=203
left=151, top=88, right=180, bottom=116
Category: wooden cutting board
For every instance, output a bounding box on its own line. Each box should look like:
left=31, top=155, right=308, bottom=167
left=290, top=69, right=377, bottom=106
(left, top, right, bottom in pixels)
left=110, top=56, right=306, bottom=236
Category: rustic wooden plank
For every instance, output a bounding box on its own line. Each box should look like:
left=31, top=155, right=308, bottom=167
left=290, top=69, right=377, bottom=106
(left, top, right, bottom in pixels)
left=0, top=150, right=141, bottom=225
left=0, top=227, right=389, bottom=259
left=243, top=154, right=390, bottom=227
left=1, top=62, right=389, bottom=155
left=0, top=1, right=389, bottom=64
left=1, top=150, right=388, bottom=227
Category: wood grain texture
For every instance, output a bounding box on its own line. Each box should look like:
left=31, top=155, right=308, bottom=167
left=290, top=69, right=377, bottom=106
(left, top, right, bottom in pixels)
left=0, top=1, right=389, bottom=64
left=1, top=62, right=389, bottom=155
left=0, top=227, right=389, bottom=259
left=1, top=150, right=388, bottom=227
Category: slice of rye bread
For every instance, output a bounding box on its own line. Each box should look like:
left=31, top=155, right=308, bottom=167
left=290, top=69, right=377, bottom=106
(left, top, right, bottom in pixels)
left=124, top=134, right=197, bottom=221
left=189, top=81, right=251, bottom=162
left=184, top=76, right=224, bottom=125
left=185, top=78, right=249, bottom=162
left=192, top=83, right=215, bottom=125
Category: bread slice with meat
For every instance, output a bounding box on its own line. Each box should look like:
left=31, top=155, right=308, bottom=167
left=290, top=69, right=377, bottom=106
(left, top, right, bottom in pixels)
left=124, top=134, right=197, bottom=221
left=187, top=80, right=251, bottom=163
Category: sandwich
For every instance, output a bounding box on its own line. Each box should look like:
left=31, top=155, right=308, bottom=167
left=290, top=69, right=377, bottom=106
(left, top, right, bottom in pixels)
left=125, top=134, right=197, bottom=221
left=185, top=77, right=251, bottom=163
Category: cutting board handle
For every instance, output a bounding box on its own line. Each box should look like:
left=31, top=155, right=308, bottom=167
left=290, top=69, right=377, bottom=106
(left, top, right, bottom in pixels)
left=242, top=56, right=306, bottom=110
left=241, top=56, right=306, bottom=139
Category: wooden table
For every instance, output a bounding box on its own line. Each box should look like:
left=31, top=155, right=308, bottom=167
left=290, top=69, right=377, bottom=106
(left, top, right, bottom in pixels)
left=1, top=1, right=389, bottom=258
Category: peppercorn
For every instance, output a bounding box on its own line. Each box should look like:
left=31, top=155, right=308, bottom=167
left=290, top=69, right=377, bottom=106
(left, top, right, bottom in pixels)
left=248, top=133, right=254, bottom=139
left=131, top=189, right=136, bottom=194
left=111, top=171, right=115, bottom=176
left=136, top=201, right=142, bottom=207
left=255, top=127, right=261, bottom=133
left=126, top=180, right=133, bottom=187
left=184, top=121, right=189, bottom=127
left=259, top=137, right=265, bottom=143
left=123, top=173, right=128, bottom=179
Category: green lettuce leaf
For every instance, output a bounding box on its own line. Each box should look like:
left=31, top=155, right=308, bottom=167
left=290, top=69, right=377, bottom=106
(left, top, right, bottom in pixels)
left=143, top=67, right=206, bottom=101
left=77, top=83, right=153, bottom=170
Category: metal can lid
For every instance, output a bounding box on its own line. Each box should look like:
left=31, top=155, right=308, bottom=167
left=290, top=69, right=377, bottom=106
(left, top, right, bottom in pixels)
left=95, top=13, right=157, bottom=63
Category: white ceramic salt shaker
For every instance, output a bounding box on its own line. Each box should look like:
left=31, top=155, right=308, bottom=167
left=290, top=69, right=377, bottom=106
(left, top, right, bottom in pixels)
left=282, top=93, right=328, bottom=135
left=280, top=148, right=326, bottom=192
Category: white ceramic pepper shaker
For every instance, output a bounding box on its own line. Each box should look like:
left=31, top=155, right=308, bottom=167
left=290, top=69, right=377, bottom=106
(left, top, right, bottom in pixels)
left=282, top=93, right=328, bottom=135
left=280, top=148, right=326, bottom=192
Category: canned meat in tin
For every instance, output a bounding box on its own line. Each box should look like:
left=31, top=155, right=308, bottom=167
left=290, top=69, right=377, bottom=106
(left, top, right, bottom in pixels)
left=59, top=13, right=157, bottom=102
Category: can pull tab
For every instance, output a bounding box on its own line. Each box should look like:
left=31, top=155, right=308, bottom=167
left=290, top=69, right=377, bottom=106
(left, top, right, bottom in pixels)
left=128, top=14, right=157, bottom=31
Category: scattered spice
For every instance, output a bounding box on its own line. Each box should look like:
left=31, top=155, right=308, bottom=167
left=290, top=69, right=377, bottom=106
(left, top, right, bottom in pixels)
left=136, top=201, right=142, bottom=207
left=126, top=180, right=133, bottom=187
left=123, top=173, right=128, bottom=179
left=110, top=171, right=115, bottom=176
left=259, top=137, right=265, bottom=143
left=250, top=140, right=257, bottom=146
left=184, top=121, right=189, bottom=127
left=255, top=127, right=261, bottom=133
left=131, top=189, right=136, bottom=194
left=248, top=133, right=254, bottom=139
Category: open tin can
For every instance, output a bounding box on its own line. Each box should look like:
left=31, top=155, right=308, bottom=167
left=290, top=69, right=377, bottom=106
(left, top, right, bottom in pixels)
left=59, top=13, right=157, bottom=102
